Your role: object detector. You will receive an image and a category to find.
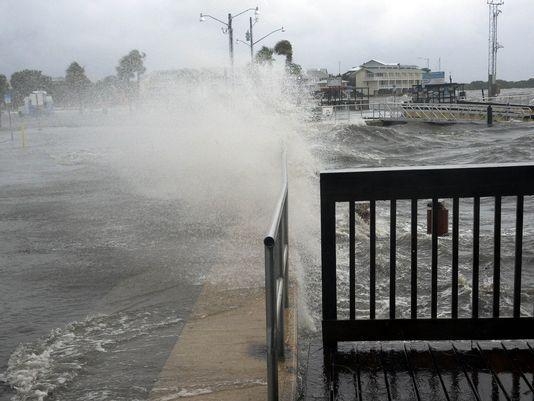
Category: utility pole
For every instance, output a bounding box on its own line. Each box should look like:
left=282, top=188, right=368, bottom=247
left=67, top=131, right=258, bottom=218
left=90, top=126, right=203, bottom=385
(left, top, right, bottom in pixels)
left=228, top=13, right=234, bottom=68
left=488, top=0, right=504, bottom=98
left=200, top=7, right=258, bottom=68
left=237, top=25, right=285, bottom=63
left=249, top=17, right=254, bottom=62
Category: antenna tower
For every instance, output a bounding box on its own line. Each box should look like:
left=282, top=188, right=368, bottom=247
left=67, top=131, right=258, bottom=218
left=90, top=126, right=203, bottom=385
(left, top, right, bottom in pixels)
left=487, top=0, right=503, bottom=98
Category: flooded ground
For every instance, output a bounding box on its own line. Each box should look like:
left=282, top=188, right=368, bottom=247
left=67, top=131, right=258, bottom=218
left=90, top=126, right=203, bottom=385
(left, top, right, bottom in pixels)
left=1, top=85, right=533, bottom=401
left=0, top=82, right=285, bottom=400
left=0, top=122, right=218, bottom=400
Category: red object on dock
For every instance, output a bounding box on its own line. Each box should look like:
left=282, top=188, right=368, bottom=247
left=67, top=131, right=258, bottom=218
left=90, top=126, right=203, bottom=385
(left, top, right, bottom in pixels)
left=427, top=201, right=449, bottom=236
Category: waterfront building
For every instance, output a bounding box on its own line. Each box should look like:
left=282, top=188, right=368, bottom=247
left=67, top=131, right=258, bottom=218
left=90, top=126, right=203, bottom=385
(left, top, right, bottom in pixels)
left=348, top=60, right=423, bottom=95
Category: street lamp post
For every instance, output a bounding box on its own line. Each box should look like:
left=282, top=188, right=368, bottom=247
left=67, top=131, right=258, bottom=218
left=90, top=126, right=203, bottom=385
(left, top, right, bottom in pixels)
left=200, top=7, right=259, bottom=68
left=236, top=26, right=285, bottom=63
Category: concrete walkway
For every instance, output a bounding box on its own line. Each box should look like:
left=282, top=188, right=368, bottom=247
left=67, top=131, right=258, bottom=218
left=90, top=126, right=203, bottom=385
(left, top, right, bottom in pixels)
left=149, top=280, right=297, bottom=401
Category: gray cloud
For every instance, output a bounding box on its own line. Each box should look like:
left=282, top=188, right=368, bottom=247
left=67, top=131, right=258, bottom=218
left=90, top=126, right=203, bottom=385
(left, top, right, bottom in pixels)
left=0, top=0, right=532, bottom=82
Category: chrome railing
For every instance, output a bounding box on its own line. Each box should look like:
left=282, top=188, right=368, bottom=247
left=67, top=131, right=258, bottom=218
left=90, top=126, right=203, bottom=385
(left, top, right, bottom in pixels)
left=264, top=160, right=289, bottom=401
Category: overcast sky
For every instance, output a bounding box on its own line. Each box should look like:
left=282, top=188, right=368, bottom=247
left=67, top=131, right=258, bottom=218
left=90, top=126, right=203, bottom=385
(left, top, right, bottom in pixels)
left=0, top=0, right=532, bottom=82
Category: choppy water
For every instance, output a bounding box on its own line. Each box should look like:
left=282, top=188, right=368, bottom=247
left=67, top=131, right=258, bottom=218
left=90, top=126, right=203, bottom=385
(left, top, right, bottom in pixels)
left=301, top=120, right=534, bottom=328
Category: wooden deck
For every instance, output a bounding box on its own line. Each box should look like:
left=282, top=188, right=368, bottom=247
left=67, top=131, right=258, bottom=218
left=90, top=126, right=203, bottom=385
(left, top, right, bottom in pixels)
left=302, top=340, right=534, bottom=400
left=313, top=165, right=534, bottom=400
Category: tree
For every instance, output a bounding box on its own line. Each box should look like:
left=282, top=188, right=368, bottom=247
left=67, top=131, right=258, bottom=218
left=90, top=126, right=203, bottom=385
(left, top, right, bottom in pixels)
left=66, top=62, right=91, bottom=111
left=116, top=50, right=146, bottom=107
left=287, top=62, right=302, bottom=77
left=0, top=74, right=7, bottom=127
left=10, top=70, right=52, bottom=107
left=48, top=79, right=69, bottom=107
left=274, top=40, right=293, bottom=65
left=0, top=74, right=8, bottom=101
left=255, top=46, right=274, bottom=65
left=116, top=50, right=146, bottom=84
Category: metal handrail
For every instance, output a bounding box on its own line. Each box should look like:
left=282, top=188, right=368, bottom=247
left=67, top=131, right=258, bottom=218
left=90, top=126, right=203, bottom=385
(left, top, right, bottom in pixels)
left=264, top=156, right=289, bottom=401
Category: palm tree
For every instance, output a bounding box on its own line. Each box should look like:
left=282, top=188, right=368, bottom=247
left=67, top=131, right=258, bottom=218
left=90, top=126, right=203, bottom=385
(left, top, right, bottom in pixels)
left=116, top=49, right=146, bottom=109
left=255, top=46, right=274, bottom=65
left=274, top=40, right=293, bottom=65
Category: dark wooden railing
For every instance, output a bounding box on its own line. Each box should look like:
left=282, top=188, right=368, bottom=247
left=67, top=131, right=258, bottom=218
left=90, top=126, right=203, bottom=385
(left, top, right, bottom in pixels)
left=320, top=163, right=534, bottom=349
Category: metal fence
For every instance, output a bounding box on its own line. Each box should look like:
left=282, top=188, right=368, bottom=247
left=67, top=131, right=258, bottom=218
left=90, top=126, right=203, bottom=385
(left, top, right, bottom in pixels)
left=264, top=166, right=289, bottom=401
left=320, top=163, right=534, bottom=349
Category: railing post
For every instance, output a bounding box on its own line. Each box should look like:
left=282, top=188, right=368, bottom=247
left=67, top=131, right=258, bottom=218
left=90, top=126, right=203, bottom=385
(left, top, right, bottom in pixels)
left=265, top=243, right=278, bottom=401
left=283, top=199, right=289, bottom=308
left=276, top=240, right=285, bottom=358
left=487, top=105, right=493, bottom=126
left=321, top=174, right=337, bottom=351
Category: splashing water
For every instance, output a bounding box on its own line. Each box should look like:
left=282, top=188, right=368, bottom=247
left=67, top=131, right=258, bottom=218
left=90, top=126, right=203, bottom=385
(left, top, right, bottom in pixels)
left=0, top=66, right=319, bottom=400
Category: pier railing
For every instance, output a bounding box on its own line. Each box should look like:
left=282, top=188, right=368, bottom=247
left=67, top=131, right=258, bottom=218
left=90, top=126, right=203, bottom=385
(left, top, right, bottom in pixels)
left=264, top=165, right=289, bottom=401
left=320, top=102, right=532, bottom=124
left=473, top=93, right=534, bottom=106
left=320, top=163, right=534, bottom=348
left=365, top=102, right=532, bottom=122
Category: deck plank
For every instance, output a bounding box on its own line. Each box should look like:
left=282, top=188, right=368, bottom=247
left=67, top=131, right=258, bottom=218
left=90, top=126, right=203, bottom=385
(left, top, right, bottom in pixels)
left=431, top=343, right=479, bottom=401
left=302, top=341, right=534, bottom=401
left=380, top=343, right=418, bottom=401
left=357, top=344, right=390, bottom=401
left=452, top=342, right=507, bottom=401
left=406, top=342, right=449, bottom=401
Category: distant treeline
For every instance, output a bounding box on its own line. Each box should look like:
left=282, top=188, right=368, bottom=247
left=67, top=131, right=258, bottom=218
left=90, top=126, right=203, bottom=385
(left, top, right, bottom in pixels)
left=0, top=49, right=146, bottom=110
left=466, top=78, right=534, bottom=90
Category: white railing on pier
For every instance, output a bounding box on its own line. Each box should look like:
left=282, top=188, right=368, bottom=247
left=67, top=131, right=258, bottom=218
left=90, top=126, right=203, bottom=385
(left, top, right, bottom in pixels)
left=470, top=93, right=534, bottom=106
left=319, top=102, right=532, bottom=124
left=364, top=102, right=532, bottom=123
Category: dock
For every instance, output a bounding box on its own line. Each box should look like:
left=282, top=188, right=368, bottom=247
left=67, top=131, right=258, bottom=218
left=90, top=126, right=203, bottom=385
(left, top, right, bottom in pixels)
left=306, top=163, right=534, bottom=400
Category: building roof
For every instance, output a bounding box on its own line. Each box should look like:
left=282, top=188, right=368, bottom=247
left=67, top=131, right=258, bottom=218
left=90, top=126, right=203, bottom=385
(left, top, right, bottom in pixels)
left=360, top=59, right=421, bottom=70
